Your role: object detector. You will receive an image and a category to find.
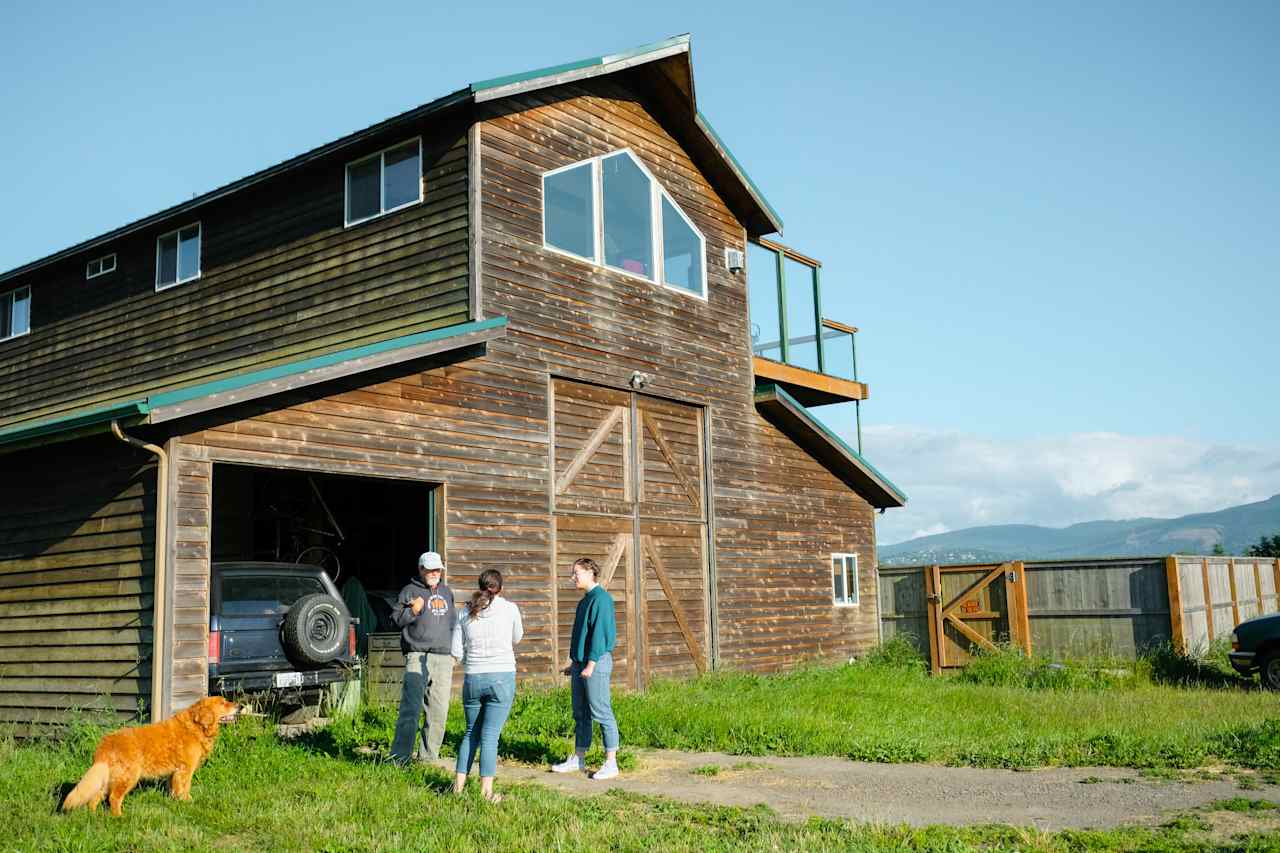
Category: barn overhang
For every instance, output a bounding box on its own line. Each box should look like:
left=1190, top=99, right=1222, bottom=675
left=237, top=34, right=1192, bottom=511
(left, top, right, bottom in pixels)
left=0, top=316, right=507, bottom=453
left=754, top=382, right=907, bottom=509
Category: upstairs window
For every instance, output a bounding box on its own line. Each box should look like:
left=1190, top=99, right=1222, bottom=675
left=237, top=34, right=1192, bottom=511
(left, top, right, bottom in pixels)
left=346, top=138, right=422, bottom=226
left=0, top=286, right=31, bottom=341
left=832, top=553, right=859, bottom=606
left=542, top=149, right=707, bottom=299
left=86, top=253, right=116, bottom=279
left=156, top=223, right=201, bottom=290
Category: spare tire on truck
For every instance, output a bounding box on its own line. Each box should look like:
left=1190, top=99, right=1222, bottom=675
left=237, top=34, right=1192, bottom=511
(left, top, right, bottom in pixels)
left=282, top=593, right=349, bottom=666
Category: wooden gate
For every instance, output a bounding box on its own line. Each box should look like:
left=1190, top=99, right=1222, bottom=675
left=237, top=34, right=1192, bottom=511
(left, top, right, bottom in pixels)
left=924, top=562, right=1030, bottom=674
left=550, top=380, right=709, bottom=688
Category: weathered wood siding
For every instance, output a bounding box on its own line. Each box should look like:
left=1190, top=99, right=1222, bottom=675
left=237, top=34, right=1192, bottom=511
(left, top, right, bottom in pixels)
left=0, top=437, right=154, bottom=734
left=0, top=117, right=472, bottom=432
left=475, top=75, right=882, bottom=675
left=1172, top=555, right=1280, bottom=654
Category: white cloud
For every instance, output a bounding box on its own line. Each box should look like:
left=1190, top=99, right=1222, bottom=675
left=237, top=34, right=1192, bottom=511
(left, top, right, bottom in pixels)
left=865, top=425, right=1280, bottom=545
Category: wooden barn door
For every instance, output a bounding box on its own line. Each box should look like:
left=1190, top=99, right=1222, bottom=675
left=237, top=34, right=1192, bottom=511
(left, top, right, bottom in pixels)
left=550, top=380, right=709, bottom=689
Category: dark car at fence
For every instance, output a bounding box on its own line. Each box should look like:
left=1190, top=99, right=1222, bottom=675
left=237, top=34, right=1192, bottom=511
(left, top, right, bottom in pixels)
left=209, top=562, right=359, bottom=698
left=1230, top=613, right=1280, bottom=690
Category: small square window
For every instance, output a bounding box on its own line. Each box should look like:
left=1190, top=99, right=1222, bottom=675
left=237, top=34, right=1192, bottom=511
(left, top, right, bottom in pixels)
left=156, top=223, right=201, bottom=290
left=86, top=253, right=117, bottom=280
left=345, top=138, right=422, bottom=226
left=0, top=286, right=30, bottom=341
left=832, top=553, right=858, bottom=606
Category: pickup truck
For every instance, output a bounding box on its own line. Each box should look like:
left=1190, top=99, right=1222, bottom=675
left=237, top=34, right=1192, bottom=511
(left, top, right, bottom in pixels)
left=209, top=562, right=359, bottom=698
left=1229, top=613, right=1280, bottom=689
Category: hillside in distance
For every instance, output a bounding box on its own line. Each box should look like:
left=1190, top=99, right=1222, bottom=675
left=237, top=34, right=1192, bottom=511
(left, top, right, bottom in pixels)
left=878, top=494, right=1280, bottom=566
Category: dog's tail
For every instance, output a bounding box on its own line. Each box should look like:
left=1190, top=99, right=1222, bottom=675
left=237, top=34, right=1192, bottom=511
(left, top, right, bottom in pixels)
left=62, top=761, right=109, bottom=812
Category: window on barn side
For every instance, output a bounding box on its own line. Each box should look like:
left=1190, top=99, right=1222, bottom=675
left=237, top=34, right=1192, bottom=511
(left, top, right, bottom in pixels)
left=541, top=148, right=707, bottom=299
left=345, top=138, right=422, bottom=227
left=86, top=252, right=117, bottom=279
left=0, top=286, right=30, bottom=341
left=832, top=553, right=859, bottom=606
left=156, top=223, right=201, bottom=290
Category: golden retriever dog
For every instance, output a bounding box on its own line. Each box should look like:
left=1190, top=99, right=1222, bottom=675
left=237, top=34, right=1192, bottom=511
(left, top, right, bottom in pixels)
left=62, top=696, right=241, bottom=816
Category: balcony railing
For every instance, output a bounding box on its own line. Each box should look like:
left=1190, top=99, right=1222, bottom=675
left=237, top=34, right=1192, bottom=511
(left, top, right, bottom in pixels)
left=748, top=238, right=864, bottom=449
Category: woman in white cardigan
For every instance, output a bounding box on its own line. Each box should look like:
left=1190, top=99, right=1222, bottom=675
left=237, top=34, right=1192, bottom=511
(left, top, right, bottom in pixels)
left=451, top=568, right=523, bottom=802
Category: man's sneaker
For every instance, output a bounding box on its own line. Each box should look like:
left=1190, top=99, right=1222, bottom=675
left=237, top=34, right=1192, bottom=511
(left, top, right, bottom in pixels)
left=550, top=755, right=582, bottom=773
left=592, top=760, right=619, bottom=781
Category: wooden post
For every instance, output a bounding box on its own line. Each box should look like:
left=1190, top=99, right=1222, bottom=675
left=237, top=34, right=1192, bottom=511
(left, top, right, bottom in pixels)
left=1165, top=556, right=1186, bottom=654
left=1003, top=561, right=1032, bottom=656
left=1228, top=558, right=1240, bottom=627
left=1254, top=560, right=1264, bottom=620
left=925, top=564, right=942, bottom=675
left=1202, top=558, right=1215, bottom=641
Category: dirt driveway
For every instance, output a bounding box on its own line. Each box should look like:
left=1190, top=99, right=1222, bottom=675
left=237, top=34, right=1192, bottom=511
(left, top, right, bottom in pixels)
left=487, top=750, right=1280, bottom=830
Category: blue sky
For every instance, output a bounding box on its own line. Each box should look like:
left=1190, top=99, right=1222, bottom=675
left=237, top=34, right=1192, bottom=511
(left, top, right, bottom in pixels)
left=3, top=2, right=1278, bottom=543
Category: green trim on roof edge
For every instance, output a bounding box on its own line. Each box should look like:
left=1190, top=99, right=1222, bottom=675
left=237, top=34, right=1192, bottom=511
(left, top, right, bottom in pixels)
left=755, top=382, right=907, bottom=505
left=695, top=112, right=783, bottom=233
left=0, top=400, right=149, bottom=447
left=0, top=317, right=507, bottom=450
left=469, top=35, right=691, bottom=92
left=148, top=316, right=507, bottom=408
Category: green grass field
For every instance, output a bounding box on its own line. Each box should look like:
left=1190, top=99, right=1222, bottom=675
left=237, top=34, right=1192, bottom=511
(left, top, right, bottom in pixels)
left=9, top=641, right=1280, bottom=851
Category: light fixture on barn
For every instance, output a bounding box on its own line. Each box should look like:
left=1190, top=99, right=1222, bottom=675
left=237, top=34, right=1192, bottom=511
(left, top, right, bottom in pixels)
left=629, top=371, right=651, bottom=390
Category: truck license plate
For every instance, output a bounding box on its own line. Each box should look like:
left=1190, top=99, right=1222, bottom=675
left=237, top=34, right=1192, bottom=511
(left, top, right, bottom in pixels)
left=274, top=671, right=304, bottom=688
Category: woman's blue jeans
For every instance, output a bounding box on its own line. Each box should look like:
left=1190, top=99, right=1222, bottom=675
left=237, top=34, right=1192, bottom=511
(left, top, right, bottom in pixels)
left=455, top=670, right=516, bottom=778
left=571, top=652, right=619, bottom=752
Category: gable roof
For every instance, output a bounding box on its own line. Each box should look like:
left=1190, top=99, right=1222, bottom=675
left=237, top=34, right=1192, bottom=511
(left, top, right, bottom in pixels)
left=0, top=35, right=780, bottom=287
left=755, top=383, right=907, bottom=510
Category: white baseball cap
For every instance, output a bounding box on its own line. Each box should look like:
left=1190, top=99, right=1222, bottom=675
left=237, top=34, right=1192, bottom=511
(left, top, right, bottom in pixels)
left=418, top=551, right=445, bottom=572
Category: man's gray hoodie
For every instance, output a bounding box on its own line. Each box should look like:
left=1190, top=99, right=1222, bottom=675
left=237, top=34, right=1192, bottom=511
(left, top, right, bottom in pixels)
left=392, top=577, right=457, bottom=655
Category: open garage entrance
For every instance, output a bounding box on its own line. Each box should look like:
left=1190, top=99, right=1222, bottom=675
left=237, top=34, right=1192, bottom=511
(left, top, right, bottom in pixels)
left=210, top=464, right=440, bottom=654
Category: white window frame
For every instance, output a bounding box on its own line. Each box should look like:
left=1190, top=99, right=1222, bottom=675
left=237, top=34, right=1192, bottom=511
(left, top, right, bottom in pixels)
left=344, top=137, right=424, bottom=228
left=86, top=252, right=117, bottom=280
left=155, top=221, right=202, bottom=291
left=832, top=552, right=859, bottom=607
left=541, top=148, right=708, bottom=301
left=0, top=285, right=31, bottom=342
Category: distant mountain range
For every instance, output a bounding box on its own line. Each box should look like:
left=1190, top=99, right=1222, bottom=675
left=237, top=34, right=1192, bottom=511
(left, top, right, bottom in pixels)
left=878, top=494, right=1280, bottom=566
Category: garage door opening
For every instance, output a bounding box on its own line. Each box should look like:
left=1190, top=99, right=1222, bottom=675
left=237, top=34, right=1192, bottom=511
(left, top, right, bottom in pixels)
left=211, top=464, right=440, bottom=652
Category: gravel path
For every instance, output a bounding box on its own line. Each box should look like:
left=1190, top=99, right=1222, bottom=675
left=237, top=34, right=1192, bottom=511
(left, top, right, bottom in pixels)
left=482, top=750, right=1279, bottom=830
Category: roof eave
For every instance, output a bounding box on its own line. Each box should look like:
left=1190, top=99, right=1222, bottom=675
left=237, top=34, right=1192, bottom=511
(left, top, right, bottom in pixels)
left=754, top=382, right=907, bottom=509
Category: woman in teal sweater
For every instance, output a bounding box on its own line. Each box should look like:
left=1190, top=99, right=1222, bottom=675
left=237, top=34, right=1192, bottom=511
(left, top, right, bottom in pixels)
left=551, top=557, right=620, bottom=780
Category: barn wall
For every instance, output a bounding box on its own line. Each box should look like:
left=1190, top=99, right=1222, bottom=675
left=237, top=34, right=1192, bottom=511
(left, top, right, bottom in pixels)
left=0, top=115, right=472, bottom=433
left=0, top=437, right=155, bottom=734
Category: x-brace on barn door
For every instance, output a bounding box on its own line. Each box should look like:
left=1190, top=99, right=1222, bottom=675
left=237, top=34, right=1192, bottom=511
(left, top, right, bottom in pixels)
left=550, top=379, right=709, bottom=689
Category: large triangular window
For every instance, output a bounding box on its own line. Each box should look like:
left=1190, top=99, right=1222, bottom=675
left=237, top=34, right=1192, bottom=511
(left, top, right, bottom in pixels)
left=543, top=150, right=707, bottom=299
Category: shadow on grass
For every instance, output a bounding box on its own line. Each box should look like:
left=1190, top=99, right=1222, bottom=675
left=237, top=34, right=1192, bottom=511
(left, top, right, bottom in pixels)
left=1140, top=642, right=1255, bottom=690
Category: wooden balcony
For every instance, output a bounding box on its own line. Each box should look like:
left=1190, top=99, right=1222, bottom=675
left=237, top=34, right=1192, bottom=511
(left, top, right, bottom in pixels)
left=752, top=355, right=868, bottom=407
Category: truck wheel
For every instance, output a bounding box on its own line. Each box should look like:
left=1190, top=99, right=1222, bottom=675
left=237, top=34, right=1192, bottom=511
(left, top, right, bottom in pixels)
left=282, top=594, right=349, bottom=666
left=1260, top=652, right=1280, bottom=691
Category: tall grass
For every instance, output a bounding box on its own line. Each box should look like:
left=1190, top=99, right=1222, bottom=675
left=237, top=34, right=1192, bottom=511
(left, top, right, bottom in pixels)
left=299, top=636, right=1280, bottom=772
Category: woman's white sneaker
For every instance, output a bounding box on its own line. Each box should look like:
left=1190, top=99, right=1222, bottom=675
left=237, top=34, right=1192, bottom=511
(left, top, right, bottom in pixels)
left=551, top=755, right=582, bottom=773
left=592, top=760, right=619, bottom=780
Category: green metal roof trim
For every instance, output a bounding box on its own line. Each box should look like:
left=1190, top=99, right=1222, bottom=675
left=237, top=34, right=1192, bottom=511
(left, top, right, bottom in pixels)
left=0, top=400, right=149, bottom=447
left=694, top=112, right=784, bottom=233
left=0, top=35, right=780, bottom=284
left=755, top=382, right=907, bottom=508
left=0, top=317, right=507, bottom=451
left=470, top=34, right=692, bottom=92
left=147, top=316, right=507, bottom=409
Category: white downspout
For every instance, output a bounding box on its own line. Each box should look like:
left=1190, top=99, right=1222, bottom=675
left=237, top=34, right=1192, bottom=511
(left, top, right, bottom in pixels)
left=110, top=420, right=168, bottom=722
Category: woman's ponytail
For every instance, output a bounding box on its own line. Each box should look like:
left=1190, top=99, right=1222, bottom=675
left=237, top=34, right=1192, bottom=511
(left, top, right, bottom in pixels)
left=467, top=568, right=504, bottom=616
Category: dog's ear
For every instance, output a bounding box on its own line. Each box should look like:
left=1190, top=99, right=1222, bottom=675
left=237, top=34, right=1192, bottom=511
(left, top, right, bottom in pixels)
left=191, top=698, right=220, bottom=736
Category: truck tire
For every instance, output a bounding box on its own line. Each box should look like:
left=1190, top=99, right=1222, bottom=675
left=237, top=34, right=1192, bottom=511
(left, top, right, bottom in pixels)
left=1261, top=652, right=1280, bottom=691
left=282, top=594, right=348, bottom=666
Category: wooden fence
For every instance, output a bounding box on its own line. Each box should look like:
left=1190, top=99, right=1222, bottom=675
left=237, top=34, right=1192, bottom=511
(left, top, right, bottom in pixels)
left=879, top=555, right=1280, bottom=667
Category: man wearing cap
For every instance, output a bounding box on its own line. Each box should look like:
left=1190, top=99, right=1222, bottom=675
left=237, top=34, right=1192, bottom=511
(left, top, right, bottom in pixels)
left=390, top=551, right=457, bottom=764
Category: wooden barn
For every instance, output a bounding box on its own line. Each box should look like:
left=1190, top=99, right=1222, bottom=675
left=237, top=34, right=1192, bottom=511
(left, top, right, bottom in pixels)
left=0, top=35, right=905, bottom=734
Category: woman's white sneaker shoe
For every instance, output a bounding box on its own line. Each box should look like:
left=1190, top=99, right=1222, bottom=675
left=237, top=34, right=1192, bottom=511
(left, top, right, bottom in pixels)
left=592, top=761, right=619, bottom=781
left=551, top=755, right=582, bottom=773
